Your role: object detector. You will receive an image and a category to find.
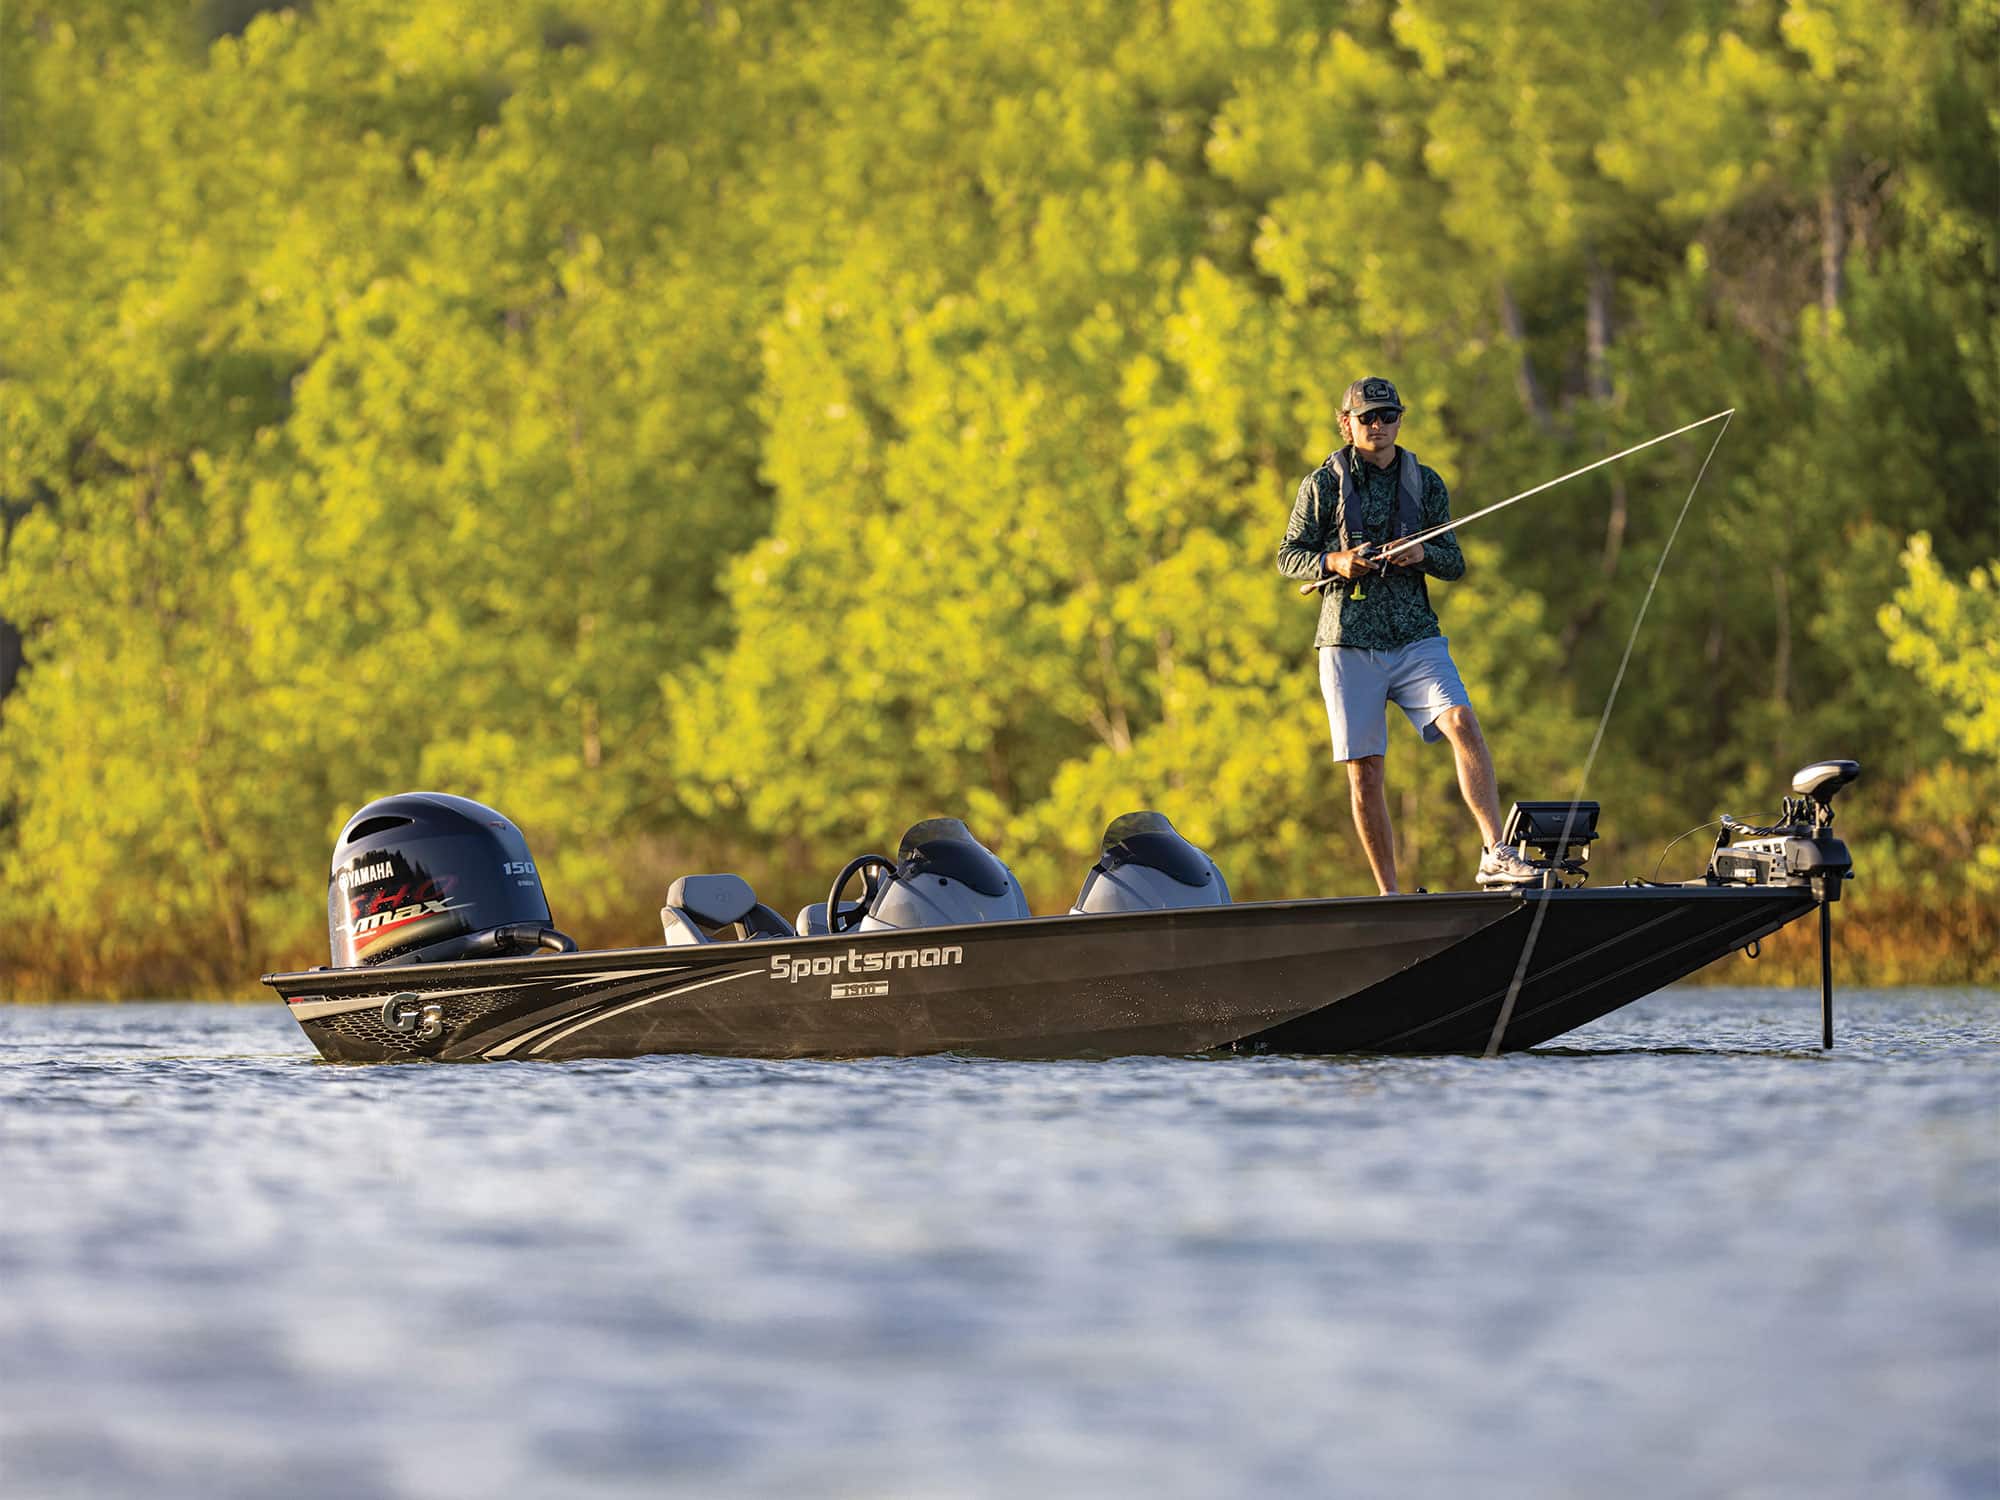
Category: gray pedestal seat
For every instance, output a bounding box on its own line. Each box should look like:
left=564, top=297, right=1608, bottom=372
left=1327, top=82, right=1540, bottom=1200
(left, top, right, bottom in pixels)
left=660, top=873, right=795, bottom=945
left=1071, top=812, right=1230, bottom=914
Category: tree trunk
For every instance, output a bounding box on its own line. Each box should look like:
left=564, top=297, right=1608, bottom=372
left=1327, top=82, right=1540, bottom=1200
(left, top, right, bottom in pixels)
left=0, top=618, right=19, bottom=702
left=1820, top=183, right=1845, bottom=315
left=2, top=494, right=30, bottom=700
left=1556, top=597, right=1605, bottom=670
left=1771, top=562, right=1792, bottom=762
left=1585, top=253, right=1626, bottom=583
left=1498, top=279, right=1552, bottom=431
left=1088, top=627, right=1132, bottom=753
left=984, top=741, right=1013, bottom=807
left=1586, top=254, right=1614, bottom=402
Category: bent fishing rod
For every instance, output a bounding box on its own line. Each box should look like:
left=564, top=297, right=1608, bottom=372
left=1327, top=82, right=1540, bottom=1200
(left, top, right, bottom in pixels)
left=1298, top=407, right=1738, bottom=596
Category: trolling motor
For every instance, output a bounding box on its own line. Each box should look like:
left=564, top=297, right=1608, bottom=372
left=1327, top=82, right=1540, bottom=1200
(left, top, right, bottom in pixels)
left=1707, top=759, right=1860, bottom=1048
left=1707, top=760, right=1859, bottom=891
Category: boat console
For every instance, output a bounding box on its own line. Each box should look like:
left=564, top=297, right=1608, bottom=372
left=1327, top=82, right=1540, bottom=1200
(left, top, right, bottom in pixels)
left=801, top=818, right=1033, bottom=935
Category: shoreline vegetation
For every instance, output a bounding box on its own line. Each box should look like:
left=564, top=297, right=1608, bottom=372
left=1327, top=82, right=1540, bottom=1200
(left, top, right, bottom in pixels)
left=3, top=2, right=1996, bottom=1001
left=1, top=883, right=1992, bottom=1003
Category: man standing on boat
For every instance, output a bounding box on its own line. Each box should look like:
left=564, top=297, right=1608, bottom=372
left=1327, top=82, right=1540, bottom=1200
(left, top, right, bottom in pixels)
left=1277, top=376, right=1538, bottom=893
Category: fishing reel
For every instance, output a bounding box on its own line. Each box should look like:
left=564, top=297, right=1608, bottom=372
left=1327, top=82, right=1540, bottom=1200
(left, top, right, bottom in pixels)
left=1707, top=760, right=1859, bottom=896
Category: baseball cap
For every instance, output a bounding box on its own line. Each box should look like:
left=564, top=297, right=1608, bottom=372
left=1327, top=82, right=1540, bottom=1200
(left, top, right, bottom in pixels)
left=1341, top=376, right=1402, bottom=415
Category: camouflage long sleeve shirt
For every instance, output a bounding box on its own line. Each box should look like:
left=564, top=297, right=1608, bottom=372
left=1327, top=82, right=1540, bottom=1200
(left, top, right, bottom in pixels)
left=1275, top=448, right=1465, bottom=650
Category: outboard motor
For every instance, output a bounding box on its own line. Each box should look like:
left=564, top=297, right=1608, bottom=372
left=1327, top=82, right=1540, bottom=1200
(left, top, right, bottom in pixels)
left=850, top=818, right=1031, bottom=931
left=1071, top=812, right=1230, bottom=914
left=328, top=792, right=576, bottom=966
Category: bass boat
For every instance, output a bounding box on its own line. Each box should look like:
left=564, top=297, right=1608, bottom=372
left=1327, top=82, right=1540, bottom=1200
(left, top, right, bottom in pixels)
left=265, top=760, right=1860, bottom=1063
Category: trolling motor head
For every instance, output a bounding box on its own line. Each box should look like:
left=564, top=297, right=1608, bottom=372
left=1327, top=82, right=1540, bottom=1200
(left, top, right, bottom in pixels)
left=1788, top=760, right=1861, bottom=829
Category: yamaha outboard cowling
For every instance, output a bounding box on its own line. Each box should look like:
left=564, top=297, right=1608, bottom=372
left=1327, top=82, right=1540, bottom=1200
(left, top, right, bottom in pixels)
left=1072, top=812, right=1229, bottom=914
left=329, top=792, right=575, bottom=966
left=860, top=818, right=1031, bottom=930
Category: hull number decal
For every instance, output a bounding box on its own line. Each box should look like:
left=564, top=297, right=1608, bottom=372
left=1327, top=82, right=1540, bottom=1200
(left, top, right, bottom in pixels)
left=830, top=981, right=891, bottom=999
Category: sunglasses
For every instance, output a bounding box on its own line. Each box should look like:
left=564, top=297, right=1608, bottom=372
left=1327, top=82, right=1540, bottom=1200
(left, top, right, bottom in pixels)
left=1351, top=408, right=1402, bottom=427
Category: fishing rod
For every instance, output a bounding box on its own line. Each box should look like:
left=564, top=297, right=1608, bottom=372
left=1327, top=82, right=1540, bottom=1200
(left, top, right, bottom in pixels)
left=1298, top=408, right=1738, bottom=597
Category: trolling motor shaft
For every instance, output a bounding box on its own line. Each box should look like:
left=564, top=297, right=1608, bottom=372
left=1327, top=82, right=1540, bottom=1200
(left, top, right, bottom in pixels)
left=1707, top=760, right=1860, bottom=1048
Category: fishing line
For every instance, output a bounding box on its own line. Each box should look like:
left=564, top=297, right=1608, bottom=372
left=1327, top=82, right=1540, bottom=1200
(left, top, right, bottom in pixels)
left=1483, top=409, right=1736, bottom=1058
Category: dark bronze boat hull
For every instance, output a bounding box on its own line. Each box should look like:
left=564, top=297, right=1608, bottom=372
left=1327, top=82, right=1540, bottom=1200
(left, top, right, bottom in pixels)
left=265, top=884, right=1817, bottom=1063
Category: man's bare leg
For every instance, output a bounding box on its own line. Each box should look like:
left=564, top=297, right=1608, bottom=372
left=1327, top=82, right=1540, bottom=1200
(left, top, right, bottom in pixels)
left=1434, top=705, right=1504, bottom=848
left=1345, top=754, right=1399, bottom=894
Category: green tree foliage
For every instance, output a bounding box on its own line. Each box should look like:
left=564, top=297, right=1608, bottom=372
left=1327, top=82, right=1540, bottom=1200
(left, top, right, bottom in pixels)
left=1861, top=533, right=2000, bottom=951
left=1, top=1, right=812, bottom=988
left=2, top=0, right=1994, bottom=993
left=1882, top=535, right=2000, bottom=762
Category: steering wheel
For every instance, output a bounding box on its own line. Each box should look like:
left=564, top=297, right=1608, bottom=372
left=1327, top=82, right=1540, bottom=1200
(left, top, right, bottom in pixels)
left=826, top=854, right=897, bottom=935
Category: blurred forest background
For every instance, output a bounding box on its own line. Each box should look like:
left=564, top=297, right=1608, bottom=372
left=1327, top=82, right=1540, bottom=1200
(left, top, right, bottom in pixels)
left=2, top=0, right=1994, bottom=998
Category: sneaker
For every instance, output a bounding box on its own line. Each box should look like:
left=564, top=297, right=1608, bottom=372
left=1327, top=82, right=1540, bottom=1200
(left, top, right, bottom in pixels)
left=1478, top=843, right=1542, bottom=887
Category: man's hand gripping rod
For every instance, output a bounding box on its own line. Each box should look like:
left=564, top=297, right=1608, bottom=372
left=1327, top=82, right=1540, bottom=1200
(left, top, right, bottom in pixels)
left=1299, top=408, right=1738, bottom=596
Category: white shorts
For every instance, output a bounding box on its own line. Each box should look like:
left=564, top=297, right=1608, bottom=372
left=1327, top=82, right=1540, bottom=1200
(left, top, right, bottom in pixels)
left=1319, top=637, right=1471, bottom=762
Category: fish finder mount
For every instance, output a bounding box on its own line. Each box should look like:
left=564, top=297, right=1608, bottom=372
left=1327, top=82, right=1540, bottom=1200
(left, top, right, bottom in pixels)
left=1498, top=800, right=1600, bottom=889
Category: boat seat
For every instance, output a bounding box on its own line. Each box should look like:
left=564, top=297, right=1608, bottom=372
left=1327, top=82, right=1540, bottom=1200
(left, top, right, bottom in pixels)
left=793, top=900, right=867, bottom=937
left=858, top=818, right=1031, bottom=930
left=661, top=873, right=795, bottom=945
left=1072, top=811, right=1230, bottom=914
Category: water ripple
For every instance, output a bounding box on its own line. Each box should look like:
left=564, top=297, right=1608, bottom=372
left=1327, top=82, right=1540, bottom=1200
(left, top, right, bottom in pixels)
left=0, top=988, right=1994, bottom=1499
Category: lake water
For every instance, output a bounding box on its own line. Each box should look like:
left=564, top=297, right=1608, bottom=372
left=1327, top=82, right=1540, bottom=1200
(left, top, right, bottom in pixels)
left=1, top=989, right=1995, bottom=1499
